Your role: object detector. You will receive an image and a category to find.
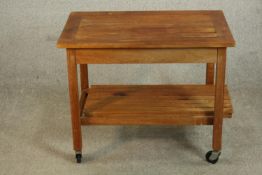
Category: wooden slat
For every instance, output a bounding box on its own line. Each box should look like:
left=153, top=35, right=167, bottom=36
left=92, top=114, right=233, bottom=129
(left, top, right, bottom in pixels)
left=86, top=85, right=229, bottom=98
left=87, top=96, right=231, bottom=102
left=86, top=99, right=232, bottom=107
left=75, top=48, right=217, bottom=64
left=81, top=114, right=214, bottom=125
left=81, top=85, right=233, bottom=125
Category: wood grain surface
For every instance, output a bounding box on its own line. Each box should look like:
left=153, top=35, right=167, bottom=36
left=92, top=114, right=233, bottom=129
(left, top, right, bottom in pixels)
left=57, top=11, right=235, bottom=48
left=81, top=85, right=232, bottom=125
left=75, top=48, right=217, bottom=64
left=66, top=49, right=82, bottom=151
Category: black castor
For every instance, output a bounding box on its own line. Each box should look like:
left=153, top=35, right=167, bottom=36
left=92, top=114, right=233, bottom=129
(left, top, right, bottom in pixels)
left=75, top=153, right=82, bottom=163
left=205, top=150, right=221, bottom=164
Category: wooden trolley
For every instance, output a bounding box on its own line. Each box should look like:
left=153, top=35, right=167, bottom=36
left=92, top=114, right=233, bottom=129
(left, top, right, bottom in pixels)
left=57, top=11, right=235, bottom=163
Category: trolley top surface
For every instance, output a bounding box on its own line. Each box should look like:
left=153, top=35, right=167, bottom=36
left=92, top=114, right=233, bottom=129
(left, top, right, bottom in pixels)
left=57, top=11, right=235, bottom=49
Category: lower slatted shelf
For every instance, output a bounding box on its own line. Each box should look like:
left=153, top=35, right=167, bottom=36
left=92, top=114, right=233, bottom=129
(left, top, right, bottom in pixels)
left=81, top=85, right=233, bottom=125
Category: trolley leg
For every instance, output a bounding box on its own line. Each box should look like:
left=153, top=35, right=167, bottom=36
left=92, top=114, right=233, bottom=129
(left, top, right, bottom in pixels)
left=67, top=49, right=82, bottom=163
left=206, top=63, right=215, bottom=84
left=213, top=48, right=226, bottom=151
left=80, top=64, right=89, bottom=90
left=79, top=64, right=89, bottom=116
left=206, top=48, right=226, bottom=164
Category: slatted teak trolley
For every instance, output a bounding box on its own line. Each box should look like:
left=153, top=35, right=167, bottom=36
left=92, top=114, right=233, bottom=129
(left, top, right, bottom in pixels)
left=57, top=11, right=235, bottom=164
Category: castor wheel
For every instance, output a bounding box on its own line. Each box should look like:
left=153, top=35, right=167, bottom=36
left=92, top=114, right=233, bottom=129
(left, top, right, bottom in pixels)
left=205, top=150, right=221, bottom=164
left=75, top=153, right=82, bottom=163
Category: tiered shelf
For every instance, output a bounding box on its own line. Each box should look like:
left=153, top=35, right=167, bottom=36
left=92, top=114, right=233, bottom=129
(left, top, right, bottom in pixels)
left=81, top=85, right=232, bottom=125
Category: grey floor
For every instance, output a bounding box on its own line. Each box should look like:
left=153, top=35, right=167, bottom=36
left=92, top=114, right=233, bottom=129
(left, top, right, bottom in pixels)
left=1, top=85, right=261, bottom=174
left=1, top=1, right=262, bottom=175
